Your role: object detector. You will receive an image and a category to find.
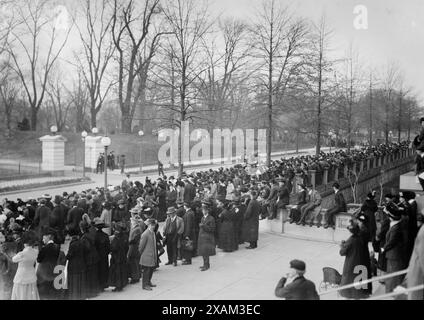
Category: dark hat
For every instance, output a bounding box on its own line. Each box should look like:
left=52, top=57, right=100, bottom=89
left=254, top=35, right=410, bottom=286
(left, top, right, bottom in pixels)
left=366, top=192, right=375, bottom=199
left=145, top=218, right=157, bottom=226
left=176, top=199, right=184, bottom=205
left=420, top=117, right=424, bottom=123
left=401, top=191, right=416, bottom=201
left=201, top=199, right=212, bottom=207
left=384, top=193, right=395, bottom=199
left=53, top=195, right=62, bottom=205
left=93, top=217, right=106, bottom=228
left=385, top=203, right=402, bottom=221
left=183, top=202, right=191, bottom=207
left=306, top=183, right=313, bottom=188
left=42, top=228, right=57, bottom=237
left=117, top=199, right=125, bottom=205
left=289, top=259, right=306, bottom=272
left=166, top=207, right=176, bottom=214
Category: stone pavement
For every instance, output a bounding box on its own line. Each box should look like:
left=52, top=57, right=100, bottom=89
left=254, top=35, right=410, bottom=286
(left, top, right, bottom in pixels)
left=92, top=220, right=346, bottom=300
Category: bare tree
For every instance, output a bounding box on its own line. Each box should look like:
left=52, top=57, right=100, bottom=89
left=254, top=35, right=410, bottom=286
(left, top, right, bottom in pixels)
left=302, top=15, right=335, bottom=155
left=68, top=70, right=89, bottom=132
left=73, top=0, right=115, bottom=129
left=0, top=59, right=19, bottom=136
left=380, top=62, right=400, bottom=143
left=334, top=46, right=363, bottom=152
left=250, top=0, right=310, bottom=165
left=161, top=0, right=214, bottom=176
left=111, top=0, right=164, bottom=133
left=6, top=0, right=73, bottom=130
left=197, top=18, right=252, bottom=131
left=46, top=68, right=73, bottom=132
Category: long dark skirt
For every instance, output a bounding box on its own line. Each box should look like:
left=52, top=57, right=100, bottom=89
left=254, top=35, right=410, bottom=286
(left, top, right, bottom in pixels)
left=218, top=222, right=238, bottom=252
left=98, top=256, right=109, bottom=290
left=109, top=262, right=128, bottom=290
left=85, top=264, right=99, bottom=298
left=128, top=257, right=141, bottom=281
left=67, top=271, right=87, bottom=300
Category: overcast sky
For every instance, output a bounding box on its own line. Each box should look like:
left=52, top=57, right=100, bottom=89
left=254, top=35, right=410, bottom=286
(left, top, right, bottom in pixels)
left=210, top=0, right=424, bottom=103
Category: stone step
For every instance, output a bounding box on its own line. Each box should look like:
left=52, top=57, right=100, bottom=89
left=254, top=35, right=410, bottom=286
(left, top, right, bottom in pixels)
left=282, top=222, right=351, bottom=243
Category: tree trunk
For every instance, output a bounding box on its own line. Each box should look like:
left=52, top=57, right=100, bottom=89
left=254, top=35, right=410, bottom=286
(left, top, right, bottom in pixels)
left=30, top=107, right=38, bottom=131
left=90, top=108, right=98, bottom=129
left=121, top=109, right=132, bottom=134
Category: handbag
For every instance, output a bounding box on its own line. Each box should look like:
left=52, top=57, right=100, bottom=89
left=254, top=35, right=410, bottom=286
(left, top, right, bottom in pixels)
left=181, top=239, right=194, bottom=252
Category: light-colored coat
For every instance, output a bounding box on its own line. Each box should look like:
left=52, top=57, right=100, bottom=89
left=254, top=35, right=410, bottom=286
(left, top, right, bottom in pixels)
left=407, top=226, right=424, bottom=300
left=12, top=246, right=38, bottom=284
left=138, top=229, right=157, bottom=267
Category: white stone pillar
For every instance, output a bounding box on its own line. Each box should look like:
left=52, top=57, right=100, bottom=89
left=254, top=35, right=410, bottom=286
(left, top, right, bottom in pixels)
left=85, top=136, right=105, bottom=171
left=39, top=135, right=67, bottom=173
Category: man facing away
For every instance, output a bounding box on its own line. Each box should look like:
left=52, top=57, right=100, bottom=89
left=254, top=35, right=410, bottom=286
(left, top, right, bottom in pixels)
left=275, top=259, right=319, bottom=300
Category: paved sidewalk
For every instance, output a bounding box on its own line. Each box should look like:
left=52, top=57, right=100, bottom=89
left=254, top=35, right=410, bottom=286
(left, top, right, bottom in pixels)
left=92, top=221, right=345, bottom=300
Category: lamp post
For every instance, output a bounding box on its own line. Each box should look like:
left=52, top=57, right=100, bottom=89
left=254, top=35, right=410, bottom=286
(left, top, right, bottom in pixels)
left=101, top=136, right=111, bottom=190
left=81, top=131, right=88, bottom=177
left=138, top=130, right=144, bottom=173
left=50, top=125, right=58, bottom=136
left=328, top=130, right=333, bottom=153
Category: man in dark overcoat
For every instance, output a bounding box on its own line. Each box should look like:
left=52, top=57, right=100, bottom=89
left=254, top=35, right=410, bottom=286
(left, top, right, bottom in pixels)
left=127, top=211, right=143, bottom=284
left=242, top=191, right=261, bottom=249
left=197, top=202, right=216, bottom=271
left=275, top=260, right=319, bottom=300
left=36, top=230, right=60, bottom=300
left=33, top=198, right=52, bottom=241
left=93, top=218, right=110, bottom=291
left=324, top=182, right=347, bottom=229
left=182, top=202, right=195, bottom=265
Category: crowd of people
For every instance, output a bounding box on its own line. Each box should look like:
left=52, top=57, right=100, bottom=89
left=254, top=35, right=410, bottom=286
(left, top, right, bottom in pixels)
left=337, top=189, right=424, bottom=300
left=0, top=139, right=421, bottom=300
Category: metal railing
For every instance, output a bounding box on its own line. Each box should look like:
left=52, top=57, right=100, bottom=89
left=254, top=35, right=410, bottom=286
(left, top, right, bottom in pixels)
left=368, top=284, right=424, bottom=300
left=319, top=269, right=409, bottom=296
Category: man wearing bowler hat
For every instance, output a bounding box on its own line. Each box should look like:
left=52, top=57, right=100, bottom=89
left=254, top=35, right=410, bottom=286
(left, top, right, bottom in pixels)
left=197, top=201, right=216, bottom=271
left=163, top=207, right=184, bottom=266
left=275, top=259, right=319, bottom=300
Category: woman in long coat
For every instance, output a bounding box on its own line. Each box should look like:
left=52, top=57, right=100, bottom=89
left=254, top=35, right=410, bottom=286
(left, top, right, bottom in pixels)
left=217, top=202, right=238, bottom=252
left=66, top=230, right=87, bottom=300
left=241, top=192, right=261, bottom=248
left=109, top=222, right=128, bottom=292
left=93, top=218, right=110, bottom=291
left=197, top=204, right=216, bottom=271
left=339, top=222, right=371, bottom=299
left=80, top=218, right=99, bottom=298
left=127, top=214, right=144, bottom=283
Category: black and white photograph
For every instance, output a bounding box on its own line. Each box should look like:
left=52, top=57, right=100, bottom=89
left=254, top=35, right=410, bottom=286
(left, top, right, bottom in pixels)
left=0, top=0, right=423, bottom=307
